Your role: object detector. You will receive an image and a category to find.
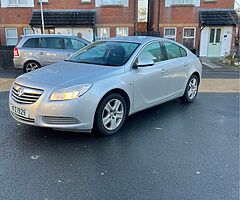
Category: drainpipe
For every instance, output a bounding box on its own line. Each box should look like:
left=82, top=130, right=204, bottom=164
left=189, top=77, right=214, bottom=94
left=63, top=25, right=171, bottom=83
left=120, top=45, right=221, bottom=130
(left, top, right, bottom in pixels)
left=198, top=26, right=205, bottom=57
left=147, top=0, right=154, bottom=32
left=157, top=0, right=160, bottom=33
left=133, top=0, right=137, bottom=35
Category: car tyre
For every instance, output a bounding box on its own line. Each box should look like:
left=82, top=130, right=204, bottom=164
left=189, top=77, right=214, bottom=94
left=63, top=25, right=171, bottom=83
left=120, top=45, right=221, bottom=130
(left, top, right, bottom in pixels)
left=94, top=93, right=127, bottom=136
left=24, top=61, right=41, bottom=73
left=179, top=74, right=199, bottom=103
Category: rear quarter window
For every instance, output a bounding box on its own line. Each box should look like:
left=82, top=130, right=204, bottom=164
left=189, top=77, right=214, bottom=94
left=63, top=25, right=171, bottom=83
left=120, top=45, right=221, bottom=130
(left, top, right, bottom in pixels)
left=22, top=38, right=39, bottom=48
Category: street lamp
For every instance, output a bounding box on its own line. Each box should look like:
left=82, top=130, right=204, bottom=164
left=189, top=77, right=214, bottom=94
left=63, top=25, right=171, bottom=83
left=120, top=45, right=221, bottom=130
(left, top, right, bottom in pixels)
left=40, top=0, right=45, bottom=34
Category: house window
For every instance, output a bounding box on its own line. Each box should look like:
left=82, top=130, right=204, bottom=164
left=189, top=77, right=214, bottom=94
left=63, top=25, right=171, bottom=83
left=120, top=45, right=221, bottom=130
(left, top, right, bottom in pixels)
left=172, top=0, right=194, bottom=4
left=8, top=0, right=28, bottom=6
left=81, top=0, right=91, bottom=2
left=23, top=28, right=34, bottom=35
left=183, top=28, right=195, bottom=49
left=97, top=28, right=110, bottom=40
left=116, top=27, right=128, bottom=37
left=38, top=0, right=48, bottom=2
left=5, top=28, right=18, bottom=46
left=101, top=0, right=123, bottom=6
left=164, top=28, right=176, bottom=41
left=1, top=0, right=33, bottom=7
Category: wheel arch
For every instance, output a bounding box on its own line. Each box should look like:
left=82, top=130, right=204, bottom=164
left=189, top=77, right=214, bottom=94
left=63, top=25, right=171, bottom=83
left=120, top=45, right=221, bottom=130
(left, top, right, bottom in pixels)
left=96, top=88, right=131, bottom=115
left=23, top=60, right=41, bottom=71
left=191, top=71, right=201, bottom=84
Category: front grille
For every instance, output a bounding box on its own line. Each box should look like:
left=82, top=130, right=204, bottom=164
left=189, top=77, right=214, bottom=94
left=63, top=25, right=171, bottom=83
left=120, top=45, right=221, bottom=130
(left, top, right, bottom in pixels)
left=42, top=116, right=80, bottom=125
left=11, top=112, right=35, bottom=123
left=11, top=83, right=44, bottom=105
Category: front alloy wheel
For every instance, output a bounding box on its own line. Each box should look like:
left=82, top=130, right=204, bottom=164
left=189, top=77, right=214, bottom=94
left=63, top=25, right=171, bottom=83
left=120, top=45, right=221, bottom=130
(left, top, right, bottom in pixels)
left=180, top=74, right=199, bottom=103
left=95, top=93, right=127, bottom=135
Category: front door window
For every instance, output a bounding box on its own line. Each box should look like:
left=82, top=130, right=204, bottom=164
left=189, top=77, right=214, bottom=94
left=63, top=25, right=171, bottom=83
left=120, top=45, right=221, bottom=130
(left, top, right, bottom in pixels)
left=208, top=28, right=222, bottom=57
left=209, top=28, right=221, bottom=44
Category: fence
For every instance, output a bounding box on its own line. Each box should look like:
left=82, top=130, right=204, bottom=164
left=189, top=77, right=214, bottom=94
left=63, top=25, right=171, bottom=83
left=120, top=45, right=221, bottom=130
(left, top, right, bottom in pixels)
left=0, top=46, right=14, bottom=70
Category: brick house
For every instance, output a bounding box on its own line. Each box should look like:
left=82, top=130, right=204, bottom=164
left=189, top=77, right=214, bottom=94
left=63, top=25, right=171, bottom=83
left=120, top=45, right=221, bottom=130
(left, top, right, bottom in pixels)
left=0, top=0, right=239, bottom=58
left=0, top=0, right=135, bottom=44
left=147, top=0, right=239, bottom=57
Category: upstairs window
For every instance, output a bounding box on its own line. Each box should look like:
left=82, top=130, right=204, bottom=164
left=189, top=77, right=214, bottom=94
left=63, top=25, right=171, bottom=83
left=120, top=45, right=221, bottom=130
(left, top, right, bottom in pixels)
left=95, top=0, right=128, bottom=7
left=101, top=0, right=123, bottom=6
left=164, top=28, right=176, bottom=41
left=172, top=0, right=194, bottom=4
left=1, top=0, right=34, bottom=7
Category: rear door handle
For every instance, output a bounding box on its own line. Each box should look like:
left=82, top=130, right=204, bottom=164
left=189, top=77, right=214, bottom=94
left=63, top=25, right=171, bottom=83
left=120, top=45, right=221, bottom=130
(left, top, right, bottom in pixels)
left=184, top=62, right=189, bottom=66
left=160, top=69, right=168, bottom=74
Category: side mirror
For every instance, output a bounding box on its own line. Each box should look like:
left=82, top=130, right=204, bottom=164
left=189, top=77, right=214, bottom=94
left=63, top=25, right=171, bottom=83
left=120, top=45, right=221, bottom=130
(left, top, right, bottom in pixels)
left=134, top=57, right=154, bottom=68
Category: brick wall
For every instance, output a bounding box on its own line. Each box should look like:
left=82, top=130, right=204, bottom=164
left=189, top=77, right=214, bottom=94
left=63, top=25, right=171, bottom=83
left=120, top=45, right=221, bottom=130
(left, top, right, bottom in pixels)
left=0, top=0, right=236, bottom=47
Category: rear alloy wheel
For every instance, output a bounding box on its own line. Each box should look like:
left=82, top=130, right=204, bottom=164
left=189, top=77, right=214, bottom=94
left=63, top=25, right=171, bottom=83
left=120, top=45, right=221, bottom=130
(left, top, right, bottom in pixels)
left=180, top=74, right=199, bottom=103
left=95, top=93, right=127, bottom=136
left=24, top=61, right=40, bottom=73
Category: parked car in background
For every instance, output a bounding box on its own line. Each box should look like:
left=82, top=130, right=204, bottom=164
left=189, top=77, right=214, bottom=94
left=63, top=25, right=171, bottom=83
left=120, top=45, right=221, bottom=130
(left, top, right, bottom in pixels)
left=13, top=34, right=90, bottom=72
left=9, top=36, right=202, bottom=136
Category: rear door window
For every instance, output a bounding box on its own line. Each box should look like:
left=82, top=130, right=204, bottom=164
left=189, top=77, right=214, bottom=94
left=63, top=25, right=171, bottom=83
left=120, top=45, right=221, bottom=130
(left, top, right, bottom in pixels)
left=163, top=42, right=187, bottom=60
left=23, top=38, right=39, bottom=48
left=39, top=37, right=64, bottom=49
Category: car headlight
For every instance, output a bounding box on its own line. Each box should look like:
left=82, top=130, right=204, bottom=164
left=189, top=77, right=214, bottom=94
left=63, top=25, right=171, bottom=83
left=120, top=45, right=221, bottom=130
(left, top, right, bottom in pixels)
left=49, top=84, right=93, bottom=101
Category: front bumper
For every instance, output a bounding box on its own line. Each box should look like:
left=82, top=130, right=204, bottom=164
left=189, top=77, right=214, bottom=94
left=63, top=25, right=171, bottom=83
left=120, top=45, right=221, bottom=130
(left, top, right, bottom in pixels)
left=9, top=81, right=99, bottom=132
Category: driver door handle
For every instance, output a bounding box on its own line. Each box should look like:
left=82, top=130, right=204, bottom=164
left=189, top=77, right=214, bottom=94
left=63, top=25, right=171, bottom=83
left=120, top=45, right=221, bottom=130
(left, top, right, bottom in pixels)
left=184, top=62, right=189, bottom=66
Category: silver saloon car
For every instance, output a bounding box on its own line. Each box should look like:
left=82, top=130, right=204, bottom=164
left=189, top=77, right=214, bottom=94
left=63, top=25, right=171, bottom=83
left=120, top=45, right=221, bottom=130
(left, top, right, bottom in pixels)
left=9, top=36, right=202, bottom=135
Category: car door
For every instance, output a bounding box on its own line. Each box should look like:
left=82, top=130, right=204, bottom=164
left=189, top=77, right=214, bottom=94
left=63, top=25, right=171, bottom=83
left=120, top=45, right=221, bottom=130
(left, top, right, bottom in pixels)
left=161, top=41, right=189, bottom=97
left=131, top=42, right=168, bottom=110
left=63, top=38, right=87, bottom=59
left=38, top=37, right=65, bottom=66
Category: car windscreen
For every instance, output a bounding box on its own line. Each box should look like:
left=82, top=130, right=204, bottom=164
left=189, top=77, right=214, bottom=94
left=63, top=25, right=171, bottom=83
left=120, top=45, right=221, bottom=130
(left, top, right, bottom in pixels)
left=66, top=41, right=140, bottom=66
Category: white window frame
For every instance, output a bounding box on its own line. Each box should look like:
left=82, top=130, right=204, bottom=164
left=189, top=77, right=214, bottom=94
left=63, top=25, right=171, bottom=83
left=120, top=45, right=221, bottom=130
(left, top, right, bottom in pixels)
left=116, top=27, right=129, bottom=37
left=23, top=28, right=34, bottom=35
left=172, top=0, right=194, bottom=5
left=38, top=0, right=48, bottom=2
left=164, top=27, right=177, bottom=41
left=182, top=27, right=196, bottom=48
left=100, top=0, right=123, bottom=6
left=81, top=0, right=92, bottom=2
left=5, top=28, right=18, bottom=46
left=4, top=0, right=34, bottom=7
left=96, top=27, right=111, bottom=40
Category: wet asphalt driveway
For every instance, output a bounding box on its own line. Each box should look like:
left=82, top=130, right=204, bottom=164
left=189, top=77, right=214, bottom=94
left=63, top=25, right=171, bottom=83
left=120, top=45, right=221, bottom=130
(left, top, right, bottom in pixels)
left=0, top=72, right=239, bottom=200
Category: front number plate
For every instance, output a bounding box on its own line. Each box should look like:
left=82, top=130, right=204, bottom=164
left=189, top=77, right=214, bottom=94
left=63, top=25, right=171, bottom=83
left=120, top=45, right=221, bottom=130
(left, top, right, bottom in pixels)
left=11, top=105, right=29, bottom=118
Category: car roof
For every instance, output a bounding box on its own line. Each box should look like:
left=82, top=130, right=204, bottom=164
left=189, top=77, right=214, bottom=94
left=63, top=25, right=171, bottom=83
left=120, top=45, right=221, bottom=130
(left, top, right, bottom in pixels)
left=22, top=34, right=80, bottom=39
left=105, top=36, right=166, bottom=44
left=21, top=34, right=90, bottom=43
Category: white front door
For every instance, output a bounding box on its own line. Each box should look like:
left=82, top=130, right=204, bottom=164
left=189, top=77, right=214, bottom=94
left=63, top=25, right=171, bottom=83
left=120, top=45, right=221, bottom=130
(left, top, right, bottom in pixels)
left=207, top=28, right=222, bottom=57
